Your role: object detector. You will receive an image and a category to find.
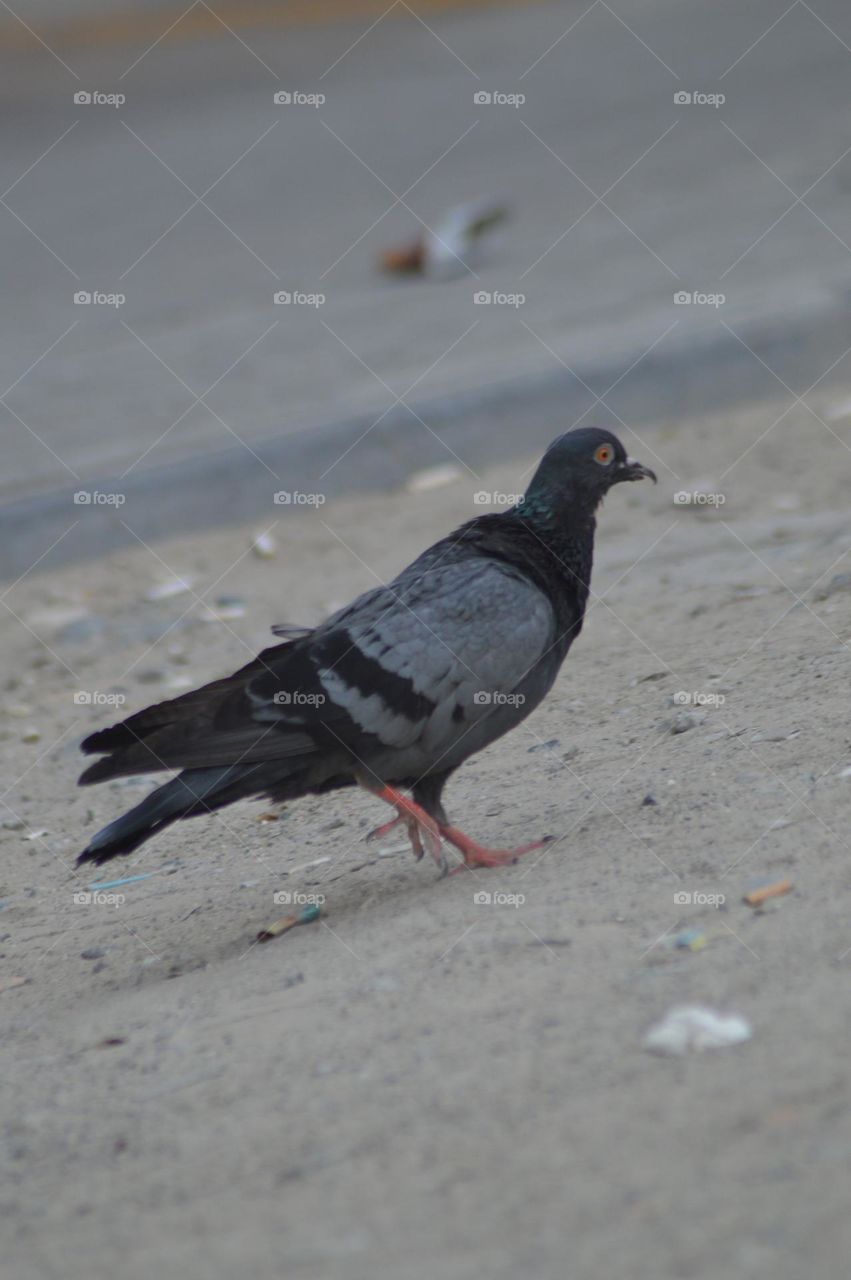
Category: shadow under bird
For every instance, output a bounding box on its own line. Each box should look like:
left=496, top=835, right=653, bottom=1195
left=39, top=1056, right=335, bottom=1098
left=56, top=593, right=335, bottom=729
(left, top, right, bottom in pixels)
left=77, top=428, right=655, bottom=876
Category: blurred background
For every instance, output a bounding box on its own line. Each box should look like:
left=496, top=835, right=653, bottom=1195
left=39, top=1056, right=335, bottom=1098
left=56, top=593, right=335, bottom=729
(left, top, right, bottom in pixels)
left=4, top=0, right=851, bottom=578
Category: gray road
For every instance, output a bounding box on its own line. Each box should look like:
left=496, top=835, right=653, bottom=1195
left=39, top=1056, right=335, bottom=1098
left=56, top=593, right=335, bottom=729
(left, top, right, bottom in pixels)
left=4, top=0, right=851, bottom=507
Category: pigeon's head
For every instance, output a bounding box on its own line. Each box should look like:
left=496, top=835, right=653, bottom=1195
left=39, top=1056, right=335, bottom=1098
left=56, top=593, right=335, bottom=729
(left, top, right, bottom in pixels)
left=522, top=427, right=656, bottom=517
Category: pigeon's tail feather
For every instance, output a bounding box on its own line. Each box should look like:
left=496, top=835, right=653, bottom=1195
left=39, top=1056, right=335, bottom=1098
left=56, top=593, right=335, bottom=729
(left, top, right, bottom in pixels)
left=77, top=763, right=304, bottom=866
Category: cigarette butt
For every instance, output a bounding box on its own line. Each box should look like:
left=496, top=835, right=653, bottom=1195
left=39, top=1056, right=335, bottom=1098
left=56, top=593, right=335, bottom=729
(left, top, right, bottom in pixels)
left=257, top=903, right=321, bottom=942
left=743, top=878, right=793, bottom=907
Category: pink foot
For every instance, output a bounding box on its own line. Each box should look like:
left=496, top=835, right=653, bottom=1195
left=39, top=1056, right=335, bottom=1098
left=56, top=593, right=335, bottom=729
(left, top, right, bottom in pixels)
left=441, top=825, right=554, bottom=874
left=364, top=785, right=448, bottom=874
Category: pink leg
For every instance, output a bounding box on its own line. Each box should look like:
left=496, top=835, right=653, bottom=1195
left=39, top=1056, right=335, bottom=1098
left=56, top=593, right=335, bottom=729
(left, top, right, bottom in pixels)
left=363, top=784, right=448, bottom=874
left=440, top=824, right=553, bottom=874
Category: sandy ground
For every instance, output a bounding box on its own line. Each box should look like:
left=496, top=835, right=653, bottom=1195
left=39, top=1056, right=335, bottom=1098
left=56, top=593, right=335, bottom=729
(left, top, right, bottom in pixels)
left=3, top=395, right=851, bottom=1279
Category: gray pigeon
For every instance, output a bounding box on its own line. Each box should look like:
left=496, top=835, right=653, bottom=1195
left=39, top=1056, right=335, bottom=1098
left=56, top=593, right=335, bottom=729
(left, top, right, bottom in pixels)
left=77, top=428, right=655, bottom=874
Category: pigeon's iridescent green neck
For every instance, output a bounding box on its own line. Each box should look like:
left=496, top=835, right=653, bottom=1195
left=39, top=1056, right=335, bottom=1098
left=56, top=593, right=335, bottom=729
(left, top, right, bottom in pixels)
left=514, top=492, right=553, bottom=523
left=514, top=484, right=593, bottom=531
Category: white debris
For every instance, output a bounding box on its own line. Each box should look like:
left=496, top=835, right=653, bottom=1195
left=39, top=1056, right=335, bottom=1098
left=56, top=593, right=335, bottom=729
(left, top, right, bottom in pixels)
left=251, top=531, right=277, bottom=559
left=146, top=576, right=193, bottom=601
left=771, top=493, right=800, bottom=511
left=26, top=605, right=88, bottom=630
left=405, top=464, right=462, bottom=493
left=200, top=598, right=246, bottom=622
left=424, top=200, right=509, bottom=279
left=643, top=1005, right=752, bottom=1056
left=164, top=675, right=194, bottom=691
left=826, top=398, right=851, bottom=422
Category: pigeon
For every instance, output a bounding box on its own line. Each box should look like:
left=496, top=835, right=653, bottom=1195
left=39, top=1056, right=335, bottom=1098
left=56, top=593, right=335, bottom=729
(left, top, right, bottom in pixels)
left=76, top=428, right=655, bottom=875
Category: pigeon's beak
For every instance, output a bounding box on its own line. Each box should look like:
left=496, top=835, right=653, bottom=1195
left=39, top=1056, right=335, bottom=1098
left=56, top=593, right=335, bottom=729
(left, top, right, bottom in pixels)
left=621, top=457, right=657, bottom=484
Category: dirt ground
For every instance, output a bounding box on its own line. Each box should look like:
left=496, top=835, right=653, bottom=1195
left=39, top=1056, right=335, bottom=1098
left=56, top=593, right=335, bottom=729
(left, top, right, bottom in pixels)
left=3, top=394, right=851, bottom=1279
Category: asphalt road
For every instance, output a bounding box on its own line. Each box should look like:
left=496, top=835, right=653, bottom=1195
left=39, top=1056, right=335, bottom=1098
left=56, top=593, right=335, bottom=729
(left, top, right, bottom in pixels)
left=4, top=0, right=851, bottom=505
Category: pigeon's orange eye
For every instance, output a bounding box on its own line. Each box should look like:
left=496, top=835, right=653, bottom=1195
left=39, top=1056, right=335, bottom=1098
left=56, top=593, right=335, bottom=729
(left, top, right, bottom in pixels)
left=594, top=444, right=614, bottom=465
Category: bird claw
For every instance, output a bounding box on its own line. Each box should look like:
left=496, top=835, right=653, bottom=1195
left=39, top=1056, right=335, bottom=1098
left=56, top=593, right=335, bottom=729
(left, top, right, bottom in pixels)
left=365, top=814, right=406, bottom=844
left=364, top=785, right=447, bottom=872
left=442, top=829, right=555, bottom=873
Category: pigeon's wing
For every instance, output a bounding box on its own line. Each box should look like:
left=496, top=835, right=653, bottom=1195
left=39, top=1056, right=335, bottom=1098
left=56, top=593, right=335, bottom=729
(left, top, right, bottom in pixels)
left=80, top=557, right=555, bottom=784
left=262, top=556, right=559, bottom=761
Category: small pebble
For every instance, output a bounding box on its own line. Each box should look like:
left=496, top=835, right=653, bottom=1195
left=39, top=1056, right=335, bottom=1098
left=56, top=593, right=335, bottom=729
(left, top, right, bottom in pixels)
left=814, top=573, right=851, bottom=602
left=81, top=947, right=107, bottom=960
left=136, top=668, right=165, bottom=684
